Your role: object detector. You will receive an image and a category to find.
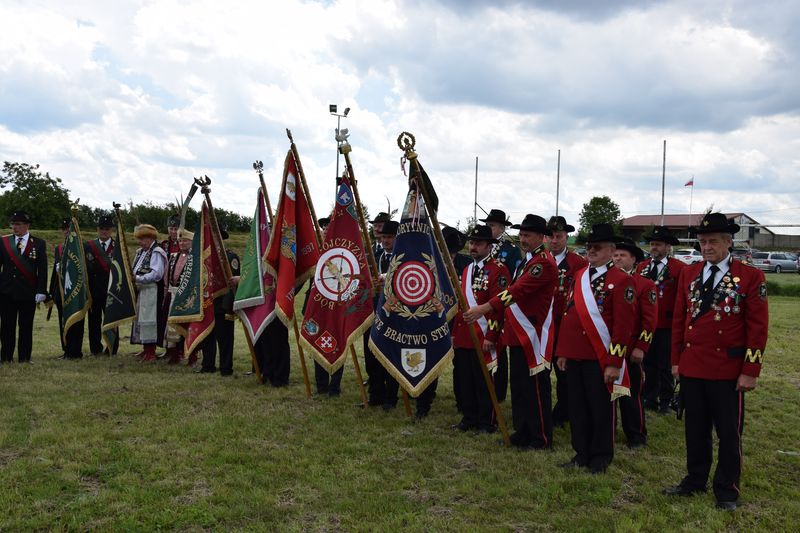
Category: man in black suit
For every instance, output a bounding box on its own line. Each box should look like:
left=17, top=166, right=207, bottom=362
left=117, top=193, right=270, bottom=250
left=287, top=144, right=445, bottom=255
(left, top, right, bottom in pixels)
left=0, top=211, right=48, bottom=363
left=85, top=214, right=118, bottom=354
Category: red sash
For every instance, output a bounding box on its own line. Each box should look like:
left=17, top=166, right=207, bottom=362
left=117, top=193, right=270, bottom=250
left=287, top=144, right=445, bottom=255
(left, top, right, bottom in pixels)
left=462, top=263, right=499, bottom=370
left=2, top=235, right=37, bottom=287
left=87, top=239, right=112, bottom=273
left=573, top=266, right=630, bottom=400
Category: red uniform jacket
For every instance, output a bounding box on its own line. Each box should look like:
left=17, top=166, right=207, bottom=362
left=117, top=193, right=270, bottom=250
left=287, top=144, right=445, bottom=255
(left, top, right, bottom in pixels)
left=487, top=245, right=557, bottom=348
left=452, top=257, right=510, bottom=348
left=630, top=274, right=658, bottom=354
left=671, top=259, right=768, bottom=379
left=552, top=250, right=588, bottom=344
left=557, top=262, right=636, bottom=368
left=636, top=257, right=685, bottom=329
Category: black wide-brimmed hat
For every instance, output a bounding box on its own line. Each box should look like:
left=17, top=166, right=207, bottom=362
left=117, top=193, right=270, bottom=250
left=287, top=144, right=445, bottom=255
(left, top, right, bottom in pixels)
left=643, top=225, right=680, bottom=245
left=97, top=214, right=114, bottom=228
left=479, top=209, right=512, bottom=227
left=10, top=211, right=32, bottom=223
left=60, top=217, right=70, bottom=230
left=167, top=214, right=180, bottom=228
left=615, top=236, right=644, bottom=262
left=586, top=223, right=621, bottom=244
left=375, top=220, right=399, bottom=235
left=547, top=215, right=575, bottom=233
left=465, top=224, right=499, bottom=244
left=442, top=226, right=467, bottom=254
left=511, top=214, right=552, bottom=236
left=690, top=213, right=740, bottom=235
left=370, top=212, right=391, bottom=224
left=219, top=224, right=230, bottom=240
left=318, top=217, right=331, bottom=228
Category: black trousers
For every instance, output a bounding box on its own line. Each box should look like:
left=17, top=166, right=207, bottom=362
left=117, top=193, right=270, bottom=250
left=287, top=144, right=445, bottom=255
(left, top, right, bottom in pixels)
left=363, top=331, right=398, bottom=406
left=567, top=359, right=615, bottom=469
left=201, top=313, right=235, bottom=374
left=64, top=319, right=85, bottom=359
left=509, top=346, right=552, bottom=448
left=680, top=377, right=744, bottom=502
left=55, top=300, right=66, bottom=354
left=619, top=360, right=647, bottom=445
left=552, top=354, right=570, bottom=425
left=493, top=347, right=509, bottom=403
left=314, top=362, right=343, bottom=394
left=455, top=348, right=494, bottom=428
left=88, top=292, right=104, bottom=354
left=0, top=298, right=36, bottom=362
left=415, top=378, right=437, bottom=416
left=643, top=328, right=673, bottom=408
left=452, top=348, right=463, bottom=412
left=255, top=320, right=290, bottom=386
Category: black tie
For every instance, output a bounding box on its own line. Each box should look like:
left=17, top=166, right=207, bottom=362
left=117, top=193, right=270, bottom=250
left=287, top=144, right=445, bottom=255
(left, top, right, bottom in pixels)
left=472, top=264, right=481, bottom=280
left=589, top=267, right=597, bottom=279
left=703, top=265, right=719, bottom=295
left=649, top=262, right=660, bottom=280
left=102, top=241, right=107, bottom=252
left=16, top=237, right=23, bottom=252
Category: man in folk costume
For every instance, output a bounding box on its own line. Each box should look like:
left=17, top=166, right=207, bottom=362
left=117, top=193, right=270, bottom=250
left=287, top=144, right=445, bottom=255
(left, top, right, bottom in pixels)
left=49, top=218, right=71, bottom=359
left=556, top=223, right=635, bottom=473
left=442, top=225, right=472, bottom=414
left=164, top=229, right=194, bottom=365
left=613, top=237, right=658, bottom=448
left=369, top=212, right=391, bottom=261
left=0, top=211, right=48, bottom=363
left=635, top=225, right=684, bottom=413
left=85, top=214, right=118, bottom=355
left=664, top=213, right=768, bottom=511
left=479, top=208, right=523, bottom=404
left=547, top=215, right=588, bottom=428
left=465, top=214, right=557, bottom=449
left=160, top=214, right=181, bottom=256
left=450, top=225, right=510, bottom=432
left=130, top=223, right=167, bottom=362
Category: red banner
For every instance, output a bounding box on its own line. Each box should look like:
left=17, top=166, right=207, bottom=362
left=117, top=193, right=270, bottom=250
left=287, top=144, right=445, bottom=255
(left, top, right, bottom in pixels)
left=300, top=174, right=374, bottom=373
left=264, top=151, right=320, bottom=325
left=185, top=202, right=229, bottom=355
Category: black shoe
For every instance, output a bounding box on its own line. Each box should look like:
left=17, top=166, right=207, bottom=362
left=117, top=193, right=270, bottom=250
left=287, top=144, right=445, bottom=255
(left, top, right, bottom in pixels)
left=451, top=421, right=473, bottom=432
left=715, top=500, right=737, bottom=511
left=509, top=432, right=532, bottom=448
left=628, top=440, right=647, bottom=450
left=658, top=404, right=672, bottom=415
left=367, top=398, right=382, bottom=407
left=381, top=403, right=396, bottom=412
left=220, top=371, right=233, bottom=377
left=663, top=484, right=707, bottom=496
left=199, top=367, right=216, bottom=374
left=590, top=462, right=609, bottom=474
left=415, top=410, right=428, bottom=420
left=643, top=400, right=659, bottom=412
left=477, top=424, right=497, bottom=434
left=559, top=457, right=586, bottom=469
left=328, top=389, right=341, bottom=397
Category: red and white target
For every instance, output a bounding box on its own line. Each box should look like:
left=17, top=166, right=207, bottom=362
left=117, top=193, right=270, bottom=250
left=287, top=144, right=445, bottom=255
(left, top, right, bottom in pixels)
left=393, top=261, right=434, bottom=306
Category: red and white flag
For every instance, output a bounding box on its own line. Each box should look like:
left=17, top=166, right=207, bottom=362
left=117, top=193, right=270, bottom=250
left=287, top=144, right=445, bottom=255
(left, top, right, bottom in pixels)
left=684, top=177, right=694, bottom=187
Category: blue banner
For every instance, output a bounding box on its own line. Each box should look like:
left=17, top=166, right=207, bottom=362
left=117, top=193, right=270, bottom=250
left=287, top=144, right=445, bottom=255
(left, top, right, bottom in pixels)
left=368, top=182, right=457, bottom=397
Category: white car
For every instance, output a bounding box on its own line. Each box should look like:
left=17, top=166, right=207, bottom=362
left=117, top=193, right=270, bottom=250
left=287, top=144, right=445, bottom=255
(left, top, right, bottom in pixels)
left=674, top=248, right=703, bottom=264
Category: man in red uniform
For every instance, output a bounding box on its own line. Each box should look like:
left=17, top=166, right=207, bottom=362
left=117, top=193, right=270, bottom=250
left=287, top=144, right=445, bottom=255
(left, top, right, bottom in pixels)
left=451, top=225, right=510, bottom=432
left=160, top=214, right=181, bottom=256
left=614, top=237, right=658, bottom=448
left=547, top=215, right=587, bottom=428
left=635, top=226, right=684, bottom=413
left=664, top=213, right=768, bottom=511
left=556, top=223, right=635, bottom=473
left=465, top=214, right=556, bottom=450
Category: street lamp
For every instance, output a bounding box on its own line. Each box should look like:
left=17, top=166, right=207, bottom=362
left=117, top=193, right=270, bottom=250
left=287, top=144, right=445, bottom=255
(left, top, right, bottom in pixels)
left=330, top=104, right=350, bottom=183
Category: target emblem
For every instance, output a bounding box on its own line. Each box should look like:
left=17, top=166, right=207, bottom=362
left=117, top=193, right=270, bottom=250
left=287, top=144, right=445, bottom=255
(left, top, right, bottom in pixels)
left=314, top=247, right=361, bottom=302
left=393, top=261, right=434, bottom=306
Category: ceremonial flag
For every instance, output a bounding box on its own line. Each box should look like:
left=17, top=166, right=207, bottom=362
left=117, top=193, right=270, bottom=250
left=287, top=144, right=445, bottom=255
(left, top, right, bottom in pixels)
left=368, top=178, right=457, bottom=397
left=300, top=173, right=374, bottom=373
left=684, top=177, right=694, bottom=187
left=102, top=214, right=137, bottom=343
left=60, top=216, right=92, bottom=343
left=234, top=187, right=277, bottom=342
left=168, top=202, right=228, bottom=354
left=263, top=150, right=320, bottom=325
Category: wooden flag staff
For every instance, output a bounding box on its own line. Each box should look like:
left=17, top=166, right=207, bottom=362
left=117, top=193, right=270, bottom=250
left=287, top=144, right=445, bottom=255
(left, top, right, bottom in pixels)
left=398, top=132, right=511, bottom=446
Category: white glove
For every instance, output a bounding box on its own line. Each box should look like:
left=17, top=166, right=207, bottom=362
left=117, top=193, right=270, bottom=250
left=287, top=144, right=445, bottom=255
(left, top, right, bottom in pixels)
left=35, top=293, right=46, bottom=304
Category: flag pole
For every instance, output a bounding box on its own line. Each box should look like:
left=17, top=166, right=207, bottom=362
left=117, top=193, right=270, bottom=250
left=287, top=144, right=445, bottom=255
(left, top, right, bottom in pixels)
left=473, top=156, right=478, bottom=223
left=339, top=138, right=377, bottom=408
left=254, top=160, right=275, bottom=227
left=193, top=176, right=233, bottom=283
left=660, top=140, right=666, bottom=226
left=112, top=201, right=138, bottom=317
left=555, top=149, right=561, bottom=216
left=285, top=129, right=317, bottom=399
left=688, top=175, right=694, bottom=239
left=398, top=132, right=511, bottom=446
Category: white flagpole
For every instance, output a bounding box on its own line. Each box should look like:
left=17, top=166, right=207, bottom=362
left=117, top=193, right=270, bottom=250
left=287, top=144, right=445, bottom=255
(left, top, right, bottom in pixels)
left=688, top=175, right=694, bottom=238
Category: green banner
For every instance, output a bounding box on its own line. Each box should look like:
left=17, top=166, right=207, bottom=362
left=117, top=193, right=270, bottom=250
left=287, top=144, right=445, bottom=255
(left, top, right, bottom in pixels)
left=103, top=214, right=137, bottom=334
left=168, top=213, right=204, bottom=324
left=60, top=217, right=92, bottom=342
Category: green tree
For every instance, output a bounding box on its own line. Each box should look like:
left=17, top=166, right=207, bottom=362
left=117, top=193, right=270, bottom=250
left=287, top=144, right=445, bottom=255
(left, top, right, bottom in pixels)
left=0, top=162, right=72, bottom=228
left=577, top=195, right=623, bottom=242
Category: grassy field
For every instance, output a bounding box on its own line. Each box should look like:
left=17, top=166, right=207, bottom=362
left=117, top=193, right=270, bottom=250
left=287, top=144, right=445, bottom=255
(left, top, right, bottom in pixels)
left=1, top=234, right=798, bottom=531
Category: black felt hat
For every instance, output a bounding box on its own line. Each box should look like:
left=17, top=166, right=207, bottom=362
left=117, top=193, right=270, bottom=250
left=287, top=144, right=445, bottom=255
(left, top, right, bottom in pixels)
left=479, top=209, right=512, bottom=227
left=219, top=224, right=230, bottom=240
left=643, top=226, right=680, bottom=245
left=547, top=215, right=575, bottom=233
left=10, top=211, right=32, bottom=223
left=615, top=236, right=644, bottom=262
left=511, top=214, right=552, bottom=236
left=690, top=213, right=740, bottom=235
left=370, top=212, right=391, bottom=224
left=586, top=223, right=621, bottom=244
left=167, top=214, right=180, bottom=228
left=97, top=214, right=114, bottom=228
left=442, top=226, right=467, bottom=253
left=465, top=224, right=499, bottom=244
left=376, top=220, right=399, bottom=235
left=318, top=217, right=331, bottom=228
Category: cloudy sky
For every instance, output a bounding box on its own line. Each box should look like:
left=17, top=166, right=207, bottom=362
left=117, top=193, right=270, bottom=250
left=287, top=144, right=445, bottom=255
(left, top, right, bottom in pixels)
left=1, top=0, right=798, bottom=234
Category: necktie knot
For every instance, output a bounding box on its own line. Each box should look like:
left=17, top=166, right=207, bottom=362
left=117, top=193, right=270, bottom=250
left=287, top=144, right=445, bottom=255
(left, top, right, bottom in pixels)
left=649, top=263, right=660, bottom=280
left=16, top=237, right=23, bottom=251
left=709, top=264, right=719, bottom=273
left=589, top=267, right=597, bottom=278
left=703, top=264, right=720, bottom=294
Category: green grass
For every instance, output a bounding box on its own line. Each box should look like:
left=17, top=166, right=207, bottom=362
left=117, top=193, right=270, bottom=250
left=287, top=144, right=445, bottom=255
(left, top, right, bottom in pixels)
left=1, top=249, right=798, bottom=530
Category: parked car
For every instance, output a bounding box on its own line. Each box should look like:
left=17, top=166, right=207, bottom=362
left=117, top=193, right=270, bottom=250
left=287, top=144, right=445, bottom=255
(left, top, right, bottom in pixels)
left=674, top=248, right=703, bottom=264
left=730, top=247, right=753, bottom=263
left=751, top=252, right=799, bottom=273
